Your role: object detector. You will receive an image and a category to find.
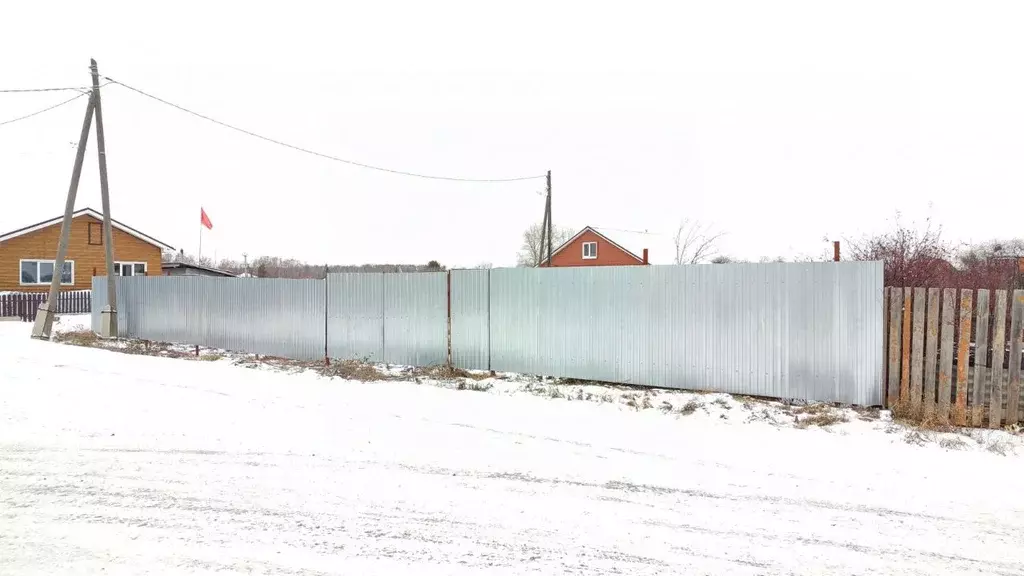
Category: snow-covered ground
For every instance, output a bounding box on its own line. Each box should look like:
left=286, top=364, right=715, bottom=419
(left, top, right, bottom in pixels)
left=2, top=317, right=1023, bottom=575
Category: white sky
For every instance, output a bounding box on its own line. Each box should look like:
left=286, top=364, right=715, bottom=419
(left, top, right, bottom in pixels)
left=1, top=1, right=1022, bottom=268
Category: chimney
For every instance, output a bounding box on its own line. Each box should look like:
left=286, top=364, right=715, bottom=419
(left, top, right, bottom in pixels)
left=833, top=241, right=840, bottom=262
left=642, top=248, right=649, bottom=264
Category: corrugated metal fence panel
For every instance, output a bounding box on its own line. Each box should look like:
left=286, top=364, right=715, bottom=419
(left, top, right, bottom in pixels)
left=96, top=276, right=325, bottom=359
left=90, top=276, right=129, bottom=335
left=326, top=273, right=384, bottom=361
left=383, top=272, right=448, bottom=366
left=488, top=262, right=883, bottom=404
left=90, top=276, right=104, bottom=332
left=450, top=269, right=490, bottom=370
left=186, top=277, right=325, bottom=360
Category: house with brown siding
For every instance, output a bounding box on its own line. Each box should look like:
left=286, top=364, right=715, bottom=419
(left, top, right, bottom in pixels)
left=0, top=208, right=174, bottom=292
left=539, top=226, right=649, bottom=267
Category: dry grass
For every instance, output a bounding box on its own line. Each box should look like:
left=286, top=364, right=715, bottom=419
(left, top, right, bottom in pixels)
left=796, top=412, right=849, bottom=428
left=412, top=365, right=491, bottom=381
left=791, top=404, right=849, bottom=429
left=889, top=400, right=956, bottom=433
left=52, top=330, right=101, bottom=347
left=456, top=380, right=493, bottom=392
left=938, top=436, right=970, bottom=451
left=318, top=359, right=387, bottom=381
left=711, top=398, right=732, bottom=410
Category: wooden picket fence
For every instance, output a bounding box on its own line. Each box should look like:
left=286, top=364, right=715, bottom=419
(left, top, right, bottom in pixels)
left=0, top=291, right=92, bottom=321
left=884, top=287, right=1024, bottom=428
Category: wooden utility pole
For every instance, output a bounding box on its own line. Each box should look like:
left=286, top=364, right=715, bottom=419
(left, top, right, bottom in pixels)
left=545, top=170, right=552, bottom=266
left=31, top=92, right=96, bottom=339
left=91, top=59, right=118, bottom=338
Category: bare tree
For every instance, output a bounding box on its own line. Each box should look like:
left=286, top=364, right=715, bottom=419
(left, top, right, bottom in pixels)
left=516, top=222, right=575, bottom=267
left=673, top=219, right=724, bottom=264
left=845, top=212, right=952, bottom=286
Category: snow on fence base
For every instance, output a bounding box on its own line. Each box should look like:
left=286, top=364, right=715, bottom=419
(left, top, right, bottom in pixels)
left=0, top=291, right=92, bottom=321
left=94, top=263, right=885, bottom=406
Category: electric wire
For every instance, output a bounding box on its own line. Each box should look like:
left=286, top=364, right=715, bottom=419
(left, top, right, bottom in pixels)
left=105, top=77, right=547, bottom=183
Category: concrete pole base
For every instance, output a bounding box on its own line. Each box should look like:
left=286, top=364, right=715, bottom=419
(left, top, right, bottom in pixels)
left=30, top=302, right=57, bottom=340
left=99, top=306, right=118, bottom=339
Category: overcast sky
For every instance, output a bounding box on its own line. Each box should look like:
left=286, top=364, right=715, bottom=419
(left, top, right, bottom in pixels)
left=2, top=1, right=1022, bottom=268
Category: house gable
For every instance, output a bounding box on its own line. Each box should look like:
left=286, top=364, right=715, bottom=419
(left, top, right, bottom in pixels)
left=0, top=210, right=170, bottom=292
left=540, top=226, right=646, bottom=267
left=0, top=208, right=173, bottom=251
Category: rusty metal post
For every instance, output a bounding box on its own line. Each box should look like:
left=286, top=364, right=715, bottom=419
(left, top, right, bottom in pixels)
left=833, top=241, right=840, bottom=262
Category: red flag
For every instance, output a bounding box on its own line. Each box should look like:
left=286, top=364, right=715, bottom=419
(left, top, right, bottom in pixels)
left=200, top=208, right=213, bottom=230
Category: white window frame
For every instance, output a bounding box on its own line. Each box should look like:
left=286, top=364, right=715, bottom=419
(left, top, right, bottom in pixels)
left=114, top=261, right=148, bottom=277
left=19, top=259, right=75, bottom=286
left=582, top=241, right=598, bottom=260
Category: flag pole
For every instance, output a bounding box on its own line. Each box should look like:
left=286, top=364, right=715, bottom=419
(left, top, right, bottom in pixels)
left=198, top=218, right=203, bottom=262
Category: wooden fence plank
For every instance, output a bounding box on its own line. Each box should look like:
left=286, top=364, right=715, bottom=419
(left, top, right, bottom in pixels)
left=954, top=290, right=973, bottom=426
left=989, top=291, right=1007, bottom=429
left=1007, top=290, right=1024, bottom=427
left=900, top=288, right=913, bottom=403
left=883, top=287, right=890, bottom=405
left=937, top=288, right=956, bottom=424
left=910, top=287, right=926, bottom=415
left=887, top=288, right=904, bottom=407
left=972, top=289, right=990, bottom=427
left=923, top=288, right=940, bottom=418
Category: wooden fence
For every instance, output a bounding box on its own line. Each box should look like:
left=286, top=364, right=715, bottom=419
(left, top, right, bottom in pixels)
left=0, top=291, right=92, bottom=321
left=884, top=287, right=1024, bottom=428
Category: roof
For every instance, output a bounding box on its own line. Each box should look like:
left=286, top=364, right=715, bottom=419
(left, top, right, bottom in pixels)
left=0, top=208, right=175, bottom=252
left=161, top=262, right=238, bottom=277
left=539, top=226, right=645, bottom=266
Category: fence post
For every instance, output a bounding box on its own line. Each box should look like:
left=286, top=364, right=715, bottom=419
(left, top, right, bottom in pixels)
left=324, top=266, right=329, bottom=366
left=446, top=270, right=452, bottom=368
left=887, top=288, right=903, bottom=407
left=954, top=290, right=973, bottom=426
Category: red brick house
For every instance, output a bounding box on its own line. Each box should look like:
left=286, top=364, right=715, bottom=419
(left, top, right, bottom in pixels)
left=539, top=226, right=648, bottom=267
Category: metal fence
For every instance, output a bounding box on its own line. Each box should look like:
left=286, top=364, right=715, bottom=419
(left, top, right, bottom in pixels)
left=325, top=272, right=448, bottom=365
left=482, top=263, right=883, bottom=405
left=92, top=262, right=884, bottom=405
left=93, top=276, right=325, bottom=360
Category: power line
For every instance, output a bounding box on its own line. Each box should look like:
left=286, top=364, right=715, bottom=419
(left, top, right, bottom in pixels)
left=104, top=77, right=547, bottom=183
left=592, top=226, right=665, bottom=236
left=0, top=92, right=90, bottom=128
left=0, top=86, right=93, bottom=94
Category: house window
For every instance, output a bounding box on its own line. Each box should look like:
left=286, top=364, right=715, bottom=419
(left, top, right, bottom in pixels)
left=20, top=260, right=74, bottom=285
left=87, top=222, right=103, bottom=245
left=582, top=242, right=598, bottom=259
left=114, top=262, right=147, bottom=277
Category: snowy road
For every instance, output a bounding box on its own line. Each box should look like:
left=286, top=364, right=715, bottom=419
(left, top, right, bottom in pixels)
left=2, top=321, right=1023, bottom=575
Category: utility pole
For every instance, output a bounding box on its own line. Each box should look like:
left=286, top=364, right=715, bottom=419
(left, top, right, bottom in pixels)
left=91, top=59, right=118, bottom=338
left=538, top=198, right=549, bottom=266
left=31, top=93, right=96, bottom=339
left=545, top=170, right=552, bottom=266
